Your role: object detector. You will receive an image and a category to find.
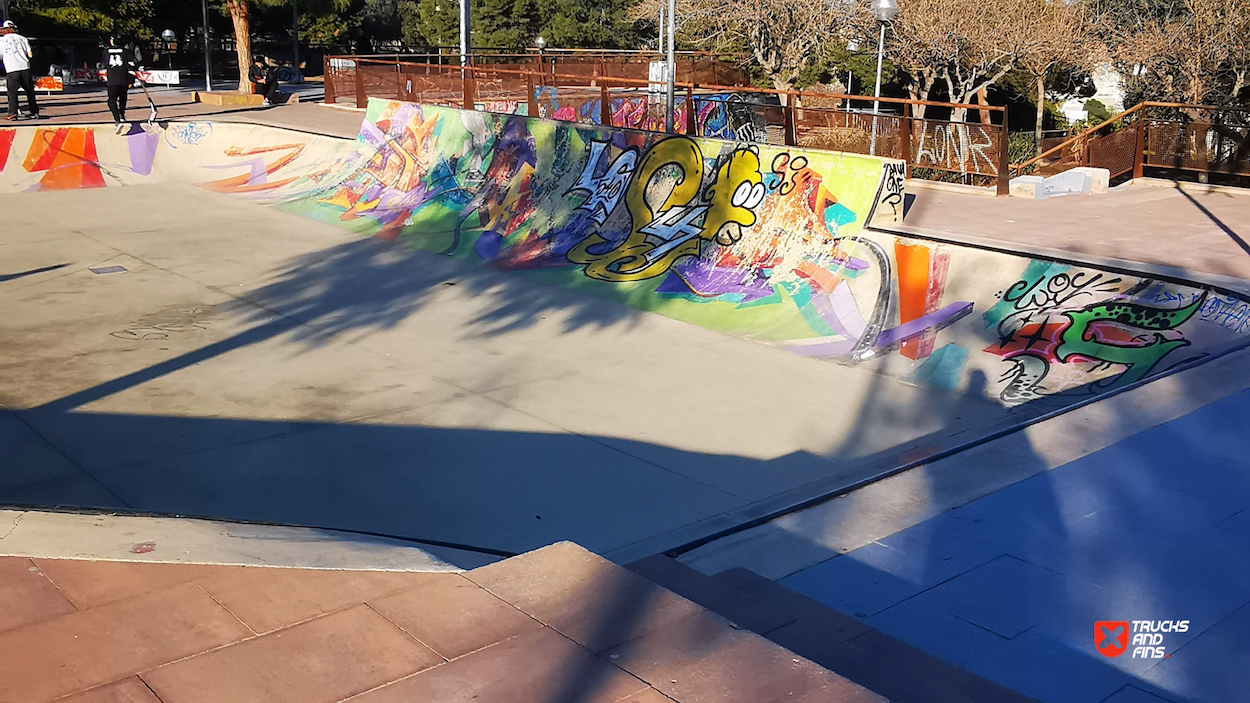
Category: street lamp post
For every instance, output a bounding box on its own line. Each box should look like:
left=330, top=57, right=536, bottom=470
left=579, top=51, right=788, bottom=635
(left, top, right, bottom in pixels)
left=535, top=36, right=546, bottom=86
left=161, top=29, right=176, bottom=71
left=459, top=0, right=470, bottom=67
left=292, top=0, right=300, bottom=78
left=201, top=0, right=212, bottom=92
left=663, top=0, right=675, bottom=133
left=869, top=0, right=898, bottom=156
left=845, top=39, right=859, bottom=110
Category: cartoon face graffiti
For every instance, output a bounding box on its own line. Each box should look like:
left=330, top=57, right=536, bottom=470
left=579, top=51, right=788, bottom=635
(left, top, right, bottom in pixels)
left=568, top=137, right=766, bottom=282
left=703, top=147, right=765, bottom=246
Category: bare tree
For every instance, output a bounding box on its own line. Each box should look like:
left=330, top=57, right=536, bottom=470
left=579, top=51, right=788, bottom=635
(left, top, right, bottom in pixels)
left=1097, top=0, right=1250, bottom=105
left=640, top=0, right=856, bottom=105
left=1018, top=0, right=1091, bottom=154
left=847, top=0, right=1038, bottom=120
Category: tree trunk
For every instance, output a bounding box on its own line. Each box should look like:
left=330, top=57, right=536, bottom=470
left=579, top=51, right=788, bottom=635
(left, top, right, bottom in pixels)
left=906, top=70, right=934, bottom=120
left=942, top=72, right=968, bottom=122
left=978, top=87, right=992, bottom=125
left=773, top=78, right=793, bottom=107
left=227, top=0, right=252, bottom=93
left=1035, top=73, right=1046, bottom=156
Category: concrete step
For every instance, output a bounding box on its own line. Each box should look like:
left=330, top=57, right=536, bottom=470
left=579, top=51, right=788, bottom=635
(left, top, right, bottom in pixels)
left=193, top=90, right=299, bottom=106
left=628, top=556, right=1038, bottom=703
left=626, top=553, right=797, bottom=635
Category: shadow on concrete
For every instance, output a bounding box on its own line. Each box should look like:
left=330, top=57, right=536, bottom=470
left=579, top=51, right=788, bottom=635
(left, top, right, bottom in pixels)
left=0, top=263, right=68, bottom=282
left=1175, top=185, right=1250, bottom=258
left=758, top=371, right=1250, bottom=703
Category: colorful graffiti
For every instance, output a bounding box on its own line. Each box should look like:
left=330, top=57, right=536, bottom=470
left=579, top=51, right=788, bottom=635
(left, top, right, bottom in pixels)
left=980, top=262, right=1233, bottom=404
left=913, top=122, right=999, bottom=175
left=262, top=99, right=1245, bottom=405
left=522, top=88, right=764, bottom=141
left=3, top=102, right=1247, bottom=409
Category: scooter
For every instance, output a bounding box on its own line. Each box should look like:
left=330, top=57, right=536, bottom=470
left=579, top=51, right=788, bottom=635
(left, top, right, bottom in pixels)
left=135, top=74, right=158, bottom=124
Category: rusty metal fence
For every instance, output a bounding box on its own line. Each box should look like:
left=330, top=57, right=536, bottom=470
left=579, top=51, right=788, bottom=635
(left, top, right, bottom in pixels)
left=1012, top=102, right=1250, bottom=182
left=325, top=56, right=1012, bottom=194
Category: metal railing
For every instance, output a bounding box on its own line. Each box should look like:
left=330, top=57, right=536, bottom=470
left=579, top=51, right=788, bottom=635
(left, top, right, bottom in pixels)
left=325, top=55, right=1012, bottom=195
left=1011, top=102, right=1250, bottom=182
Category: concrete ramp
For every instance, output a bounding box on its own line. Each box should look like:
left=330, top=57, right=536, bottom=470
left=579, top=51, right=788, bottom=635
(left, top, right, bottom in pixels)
left=3, top=104, right=1249, bottom=558
left=5, top=103, right=1241, bottom=410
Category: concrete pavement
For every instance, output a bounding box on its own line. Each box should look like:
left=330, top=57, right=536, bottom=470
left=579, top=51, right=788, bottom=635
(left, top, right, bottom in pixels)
left=677, top=264, right=1250, bottom=703
left=20, top=82, right=363, bottom=139
left=889, top=181, right=1250, bottom=295
left=1, top=183, right=1019, bottom=564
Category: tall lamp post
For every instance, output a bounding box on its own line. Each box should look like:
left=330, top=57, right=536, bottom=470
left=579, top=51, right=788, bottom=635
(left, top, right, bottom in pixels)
left=535, top=35, right=546, bottom=85
left=459, top=0, right=470, bottom=67
left=844, top=39, right=859, bottom=110
left=869, top=0, right=898, bottom=156
left=291, top=0, right=300, bottom=78
left=202, top=0, right=212, bottom=92
left=161, top=29, right=176, bottom=71
left=663, top=0, right=675, bottom=133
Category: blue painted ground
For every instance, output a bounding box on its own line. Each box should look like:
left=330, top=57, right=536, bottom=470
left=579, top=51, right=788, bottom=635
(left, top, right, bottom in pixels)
left=781, top=388, right=1250, bottom=703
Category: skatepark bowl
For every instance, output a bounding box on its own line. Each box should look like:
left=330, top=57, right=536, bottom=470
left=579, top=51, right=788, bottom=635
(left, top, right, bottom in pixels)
left=3, top=101, right=1249, bottom=565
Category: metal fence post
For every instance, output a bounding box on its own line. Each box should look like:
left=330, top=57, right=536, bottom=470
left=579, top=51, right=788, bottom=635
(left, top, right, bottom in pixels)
left=783, top=97, right=797, bottom=147
left=601, top=80, right=611, bottom=126
left=526, top=70, right=538, bottom=118
left=996, top=108, right=1010, bottom=196
left=900, top=101, right=912, bottom=178
left=324, top=56, right=335, bottom=104
left=463, top=68, right=476, bottom=111
left=685, top=84, right=696, bottom=135
left=355, top=62, right=366, bottom=108
left=1133, top=107, right=1147, bottom=180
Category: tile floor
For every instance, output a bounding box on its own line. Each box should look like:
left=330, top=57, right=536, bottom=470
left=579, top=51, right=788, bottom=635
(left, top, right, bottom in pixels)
left=781, top=388, right=1250, bottom=703
left=0, top=542, right=881, bottom=703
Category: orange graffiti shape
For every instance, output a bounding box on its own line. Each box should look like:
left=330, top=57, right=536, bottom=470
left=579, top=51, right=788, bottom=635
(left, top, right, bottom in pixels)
left=22, top=128, right=106, bottom=190
left=200, top=143, right=307, bottom=194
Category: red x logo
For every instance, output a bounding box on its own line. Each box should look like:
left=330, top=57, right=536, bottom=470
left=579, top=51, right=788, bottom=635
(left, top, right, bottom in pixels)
left=1095, top=621, right=1129, bottom=658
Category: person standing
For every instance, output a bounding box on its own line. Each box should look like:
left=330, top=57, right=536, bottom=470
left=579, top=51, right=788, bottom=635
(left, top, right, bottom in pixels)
left=1, top=20, right=40, bottom=121
left=104, top=37, right=136, bottom=133
left=247, top=55, right=278, bottom=107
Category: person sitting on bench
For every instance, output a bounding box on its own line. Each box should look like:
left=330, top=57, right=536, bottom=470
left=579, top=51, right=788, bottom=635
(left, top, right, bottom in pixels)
left=248, top=55, right=278, bottom=106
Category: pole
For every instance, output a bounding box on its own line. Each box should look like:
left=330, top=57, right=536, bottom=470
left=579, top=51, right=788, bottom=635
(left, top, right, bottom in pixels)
left=202, top=0, right=213, bottom=92
left=291, top=0, right=300, bottom=74
left=459, top=0, right=470, bottom=67
left=657, top=5, right=664, bottom=52
left=870, top=21, right=886, bottom=156
left=664, top=0, right=675, bottom=133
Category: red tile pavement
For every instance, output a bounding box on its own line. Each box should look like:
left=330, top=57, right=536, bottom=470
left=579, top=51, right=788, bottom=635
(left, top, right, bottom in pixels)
left=0, top=581, right=252, bottom=702
left=53, top=677, right=162, bottom=703
left=142, top=605, right=443, bottom=703
left=465, top=541, right=708, bottom=654
left=31, top=558, right=217, bottom=610
left=344, top=626, right=650, bottom=703
left=368, top=572, right=543, bottom=659
left=193, top=565, right=425, bottom=634
left=0, top=542, right=879, bottom=703
left=0, top=556, right=76, bottom=634
left=605, top=610, right=885, bottom=703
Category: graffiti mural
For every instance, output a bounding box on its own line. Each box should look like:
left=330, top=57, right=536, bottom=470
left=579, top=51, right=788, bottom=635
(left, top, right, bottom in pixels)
left=913, top=122, right=999, bottom=175
left=3, top=101, right=1247, bottom=410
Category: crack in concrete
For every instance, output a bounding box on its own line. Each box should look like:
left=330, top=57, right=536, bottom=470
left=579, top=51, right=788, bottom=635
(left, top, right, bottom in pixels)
left=0, top=512, right=26, bottom=541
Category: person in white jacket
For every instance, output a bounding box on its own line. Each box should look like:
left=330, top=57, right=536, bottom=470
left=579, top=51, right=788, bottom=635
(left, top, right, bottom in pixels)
left=1, top=20, right=40, bottom=120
